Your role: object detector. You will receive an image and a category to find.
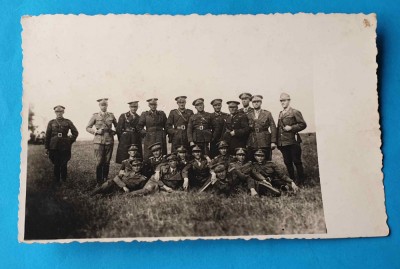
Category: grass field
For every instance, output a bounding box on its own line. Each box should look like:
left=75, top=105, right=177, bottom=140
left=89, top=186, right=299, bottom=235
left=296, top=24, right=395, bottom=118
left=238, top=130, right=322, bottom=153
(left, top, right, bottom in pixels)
left=23, top=133, right=326, bottom=240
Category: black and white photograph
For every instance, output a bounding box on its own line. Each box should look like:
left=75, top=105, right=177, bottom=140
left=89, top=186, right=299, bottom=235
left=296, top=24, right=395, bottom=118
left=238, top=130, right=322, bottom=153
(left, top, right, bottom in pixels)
left=19, top=14, right=387, bottom=242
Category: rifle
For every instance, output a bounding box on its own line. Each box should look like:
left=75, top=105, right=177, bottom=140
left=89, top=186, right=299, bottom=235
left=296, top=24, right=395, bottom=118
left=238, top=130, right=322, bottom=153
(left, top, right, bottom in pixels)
left=198, top=166, right=235, bottom=193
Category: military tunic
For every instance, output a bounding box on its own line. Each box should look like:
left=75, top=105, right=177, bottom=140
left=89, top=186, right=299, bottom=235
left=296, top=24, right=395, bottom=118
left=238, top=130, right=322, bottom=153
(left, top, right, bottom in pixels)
left=166, top=109, right=194, bottom=152
left=210, top=112, right=229, bottom=158
left=251, top=161, right=293, bottom=193
left=158, top=164, right=184, bottom=190
left=142, top=155, right=167, bottom=178
left=247, top=109, right=277, bottom=161
left=86, top=112, right=118, bottom=183
left=276, top=107, right=307, bottom=184
left=239, top=106, right=254, bottom=115
left=45, top=117, right=79, bottom=182
left=206, top=170, right=255, bottom=196
left=187, top=111, right=214, bottom=155
left=115, top=111, right=142, bottom=163
left=211, top=154, right=235, bottom=169
left=182, top=157, right=211, bottom=189
left=138, top=110, right=168, bottom=159
left=222, top=112, right=250, bottom=155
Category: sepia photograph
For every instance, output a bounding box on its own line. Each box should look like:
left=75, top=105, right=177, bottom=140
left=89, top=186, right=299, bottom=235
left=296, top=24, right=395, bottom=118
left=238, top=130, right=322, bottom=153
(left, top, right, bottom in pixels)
left=19, top=14, right=386, bottom=242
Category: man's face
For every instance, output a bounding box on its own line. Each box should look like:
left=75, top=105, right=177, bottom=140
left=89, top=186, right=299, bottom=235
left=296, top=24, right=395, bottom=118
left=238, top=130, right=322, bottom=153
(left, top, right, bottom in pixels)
left=55, top=110, right=64, bottom=118
left=177, top=100, right=186, bottom=110
left=228, top=106, right=238, bottom=114
left=241, top=97, right=250, bottom=107
left=152, top=149, right=161, bottom=158
left=193, top=151, right=201, bottom=159
left=236, top=154, right=246, bottom=162
left=132, top=164, right=141, bottom=173
left=149, top=103, right=157, bottom=111
left=255, top=154, right=265, bottom=163
left=169, top=160, right=177, bottom=169
left=177, top=152, right=186, bottom=159
left=280, top=99, right=290, bottom=109
left=99, top=103, right=108, bottom=112
left=129, top=104, right=138, bottom=113
left=219, top=148, right=228, bottom=156
left=252, top=100, right=262, bottom=109
left=195, top=103, right=204, bottom=112
left=213, top=103, right=222, bottom=113
left=216, top=170, right=227, bottom=180
left=128, top=150, right=137, bottom=157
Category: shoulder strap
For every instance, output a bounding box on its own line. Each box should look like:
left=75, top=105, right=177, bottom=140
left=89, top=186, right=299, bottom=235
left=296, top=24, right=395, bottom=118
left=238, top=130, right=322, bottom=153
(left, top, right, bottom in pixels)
left=176, top=109, right=188, bottom=122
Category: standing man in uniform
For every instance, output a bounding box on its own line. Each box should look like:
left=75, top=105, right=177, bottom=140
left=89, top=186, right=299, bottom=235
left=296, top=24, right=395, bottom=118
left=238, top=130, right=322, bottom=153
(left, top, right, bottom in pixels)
left=222, top=101, right=250, bottom=155
left=115, top=101, right=142, bottom=164
left=247, top=95, right=277, bottom=161
left=187, top=98, right=214, bottom=156
left=209, top=99, right=229, bottom=158
left=277, top=93, right=307, bottom=185
left=138, top=98, right=167, bottom=160
left=86, top=98, right=118, bottom=184
left=238, top=92, right=254, bottom=115
left=166, top=96, right=194, bottom=153
left=45, top=105, right=79, bottom=185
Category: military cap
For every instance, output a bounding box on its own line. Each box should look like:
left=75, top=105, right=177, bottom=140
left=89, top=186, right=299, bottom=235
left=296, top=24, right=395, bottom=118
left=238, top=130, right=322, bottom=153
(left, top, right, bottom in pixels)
left=254, top=149, right=266, bottom=156
left=239, top=93, right=252, bottom=100
left=176, top=145, right=187, bottom=153
left=128, top=101, right=139, bottom=105
left=131, top=157, right=143, bottom=165
left=175, top=96, right=187, bottom=102
left=191, top=145, right=202, bottom=152
left=251, top=95, right=263, bottom=102
left=226, top=101, right=240, bottom=108
left=235, top=147, right=247, bottom=155
left=211, top=162, right=226, bottom=173
left=97, top=98, right=109, bottom=104
left=210, top=99, right=222, bottom=106
left=148, top=142, right=162, bottom=151
left=167, top=153, right=179, bottom=162
left=146, top=98, right=158, bottom=104
left=280, top=93, right=291, bottom=101
left=192, top=98, right=204, bottom=106
left=217, top=140, right=229, bottom=149
left=53, top=105, right=65, bottom=111
left=128, top=144, right=139, bottom=151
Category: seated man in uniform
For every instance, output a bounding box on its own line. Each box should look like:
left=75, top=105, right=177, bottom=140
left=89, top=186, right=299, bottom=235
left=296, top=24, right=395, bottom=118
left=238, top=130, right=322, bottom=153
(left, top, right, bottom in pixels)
left=175, top=145, right=193, bottom=171
left=142, top=142, right=167, bottom=178
left=91, top=148, right=147, bottom=195
left=200, top=162, right=257, bottom=197
left=182, top=145, right=212, bottom=190
left=157, top=153, right=185, bottom=191
left=210, top=140, right=235, bottom=168
left=228, top=147, right=253, bottom=178
left=251, top=149, right=299, bottom=196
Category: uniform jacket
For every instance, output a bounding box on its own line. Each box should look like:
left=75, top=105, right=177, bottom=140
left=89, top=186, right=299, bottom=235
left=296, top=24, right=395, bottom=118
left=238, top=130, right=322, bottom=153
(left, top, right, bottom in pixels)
left=239, top=106, right=254, bottom=115
left=177, top=155, right=194, bottom=171
left=115, top=111, right=142, bottom=163
left=209, top=170, right=254, bottom=196
left=277, top=107, right=307, bottom=146
left=182, top=157, right=210, bottom=187
left=222, top=112, right=250, bottom=150
left=166, top=108, right=194, bottom=147
left=247, top=109, right=277, bottom=148
left=251, top=161, right=292, bottom=184
left=142, top=155, right=167, bottom=178
left=113, top=170, right=148, bottom=191
left=229, top=161, right=253, bottom=176
left=210, top=112, right=229, bottom=142
left=45, top=118, right=79, bottom=150
left=211, top=155, right=235, bottom=168
left=187, top=111, right=214, bottom=143
left=138, top=110, right=168, bottom=158
left=86, top=112, right=118, bottom=145
left=159, top=164, right=183, bottom=189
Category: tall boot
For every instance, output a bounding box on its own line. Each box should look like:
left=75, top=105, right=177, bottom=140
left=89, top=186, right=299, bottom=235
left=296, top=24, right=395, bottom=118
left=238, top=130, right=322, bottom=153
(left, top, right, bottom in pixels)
left=103, top=164, right=110, bottom=181
left=53, top=165, right=61, bottom=184
left=295, top=163, right=305, bottom=185
left=96, top=165, right=103, bottom=184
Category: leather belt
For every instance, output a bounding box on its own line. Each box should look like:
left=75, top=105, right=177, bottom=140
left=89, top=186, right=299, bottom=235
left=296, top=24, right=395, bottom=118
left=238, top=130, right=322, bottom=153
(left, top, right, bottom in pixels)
left=176, top=125, right=186, bottom=130
left=254, top=128, right=268, bottom=133
left=53, top=133, right=67, bottom=138
left=195, top=126, right=210, bottom=131
left=147, top=127, right=164, bottom=132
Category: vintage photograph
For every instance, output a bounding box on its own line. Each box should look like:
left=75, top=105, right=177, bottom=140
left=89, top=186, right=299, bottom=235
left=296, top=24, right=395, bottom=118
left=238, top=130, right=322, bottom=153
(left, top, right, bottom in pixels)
left=20, top=14, right=387, bottom=242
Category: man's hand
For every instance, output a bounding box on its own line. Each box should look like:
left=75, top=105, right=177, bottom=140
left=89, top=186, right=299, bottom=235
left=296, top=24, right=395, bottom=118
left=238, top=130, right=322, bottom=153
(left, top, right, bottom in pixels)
left=154, top=171, right=160, bottom=181
left=230, top=130, right=235, bottom=136
left=96, top=129, right=104, bottom=135
left=122, top=187, right=129, bottom=193
left=250, top=188, right=258, bottom=197
left=190, top=141, right=195, bottom=146
left=210, top=173, right=217, bottom=184
left=45, top=149, right=49, bottom=155
left=271, top=143, right=277, bottom=150
left=183, top=178, right=189, bottom=190
left=283, top=125, right=292, bottom=132
left=163, top=186, right=173, bottom=193
left=291, top=182, right=299, bottom=193
left=205, top=156, right=212, bottom=164
left=118, top=170, right=124, bottom=177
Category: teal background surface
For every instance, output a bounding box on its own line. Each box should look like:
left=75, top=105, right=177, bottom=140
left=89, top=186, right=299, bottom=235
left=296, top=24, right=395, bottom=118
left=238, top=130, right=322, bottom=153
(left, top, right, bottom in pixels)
left=1, top=1, right=399, bottom=268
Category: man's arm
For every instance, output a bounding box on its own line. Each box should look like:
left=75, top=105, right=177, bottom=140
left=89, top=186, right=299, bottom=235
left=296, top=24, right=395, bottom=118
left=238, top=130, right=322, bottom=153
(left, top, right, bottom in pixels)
left=166, top=110, right=175, bottom=136
left=45, top=121, right=52, bottom=149
left=68, top=120, right=79, bottom=143
left=86, top=114, right=97, bottom=135
left=116, top=114, right=125, bottom=139
left=268, top=112, right=277, bottom=144
left=291, top=109, right=307, bottom=133
left=187, top=116, right=194, bottom=143
left=233, top=115, right=250, bottom=137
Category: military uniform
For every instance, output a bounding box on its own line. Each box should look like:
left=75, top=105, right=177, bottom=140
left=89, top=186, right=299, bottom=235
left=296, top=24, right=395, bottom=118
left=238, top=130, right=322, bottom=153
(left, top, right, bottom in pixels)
left=86, top=110, right=118, bottom=183
left=238, top=93, right=254, bottom=115
left=158, top=163, right=184, bottom=190
left=166, top=108, right=194, bottom=152
left=116, top=110, right=142, bottom=163
left=277, top=106, right=307, bottom=184
left=138, top=109, right=168, bottom=160
left=210, top=111, right=229, bottom=158
left=182, top=157, right=210, bottom=189
left=251, top=160, right=293, bottom=193
left=187, top=111, right=214, bottom=155
left=239, top=106, right=254, bottom=115
left=222, top=111, right=250, bottom=155
left=45, top=111, right=79, bottom=183
left=247, top=108, right=277, bottom=161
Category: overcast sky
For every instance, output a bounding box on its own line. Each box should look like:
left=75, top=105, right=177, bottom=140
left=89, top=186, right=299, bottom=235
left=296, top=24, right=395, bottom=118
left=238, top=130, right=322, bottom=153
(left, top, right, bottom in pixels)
left=23, top=15, right=316, bottom=140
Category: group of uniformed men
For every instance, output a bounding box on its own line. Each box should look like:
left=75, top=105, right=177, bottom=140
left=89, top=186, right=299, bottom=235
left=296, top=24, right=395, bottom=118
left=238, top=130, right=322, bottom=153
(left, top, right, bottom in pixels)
left=44, top=92, right=307, bottom=197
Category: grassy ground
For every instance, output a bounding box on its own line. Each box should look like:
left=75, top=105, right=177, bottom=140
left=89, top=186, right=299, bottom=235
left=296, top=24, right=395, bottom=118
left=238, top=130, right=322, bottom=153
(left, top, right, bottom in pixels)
left=23, top=133, right=326, bottom=240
